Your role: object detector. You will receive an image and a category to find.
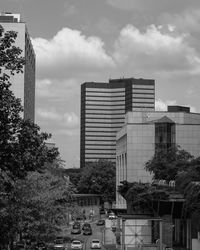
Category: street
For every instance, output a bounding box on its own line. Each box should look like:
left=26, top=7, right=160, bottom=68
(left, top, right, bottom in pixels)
left=65, top=219, right=106, bottom=250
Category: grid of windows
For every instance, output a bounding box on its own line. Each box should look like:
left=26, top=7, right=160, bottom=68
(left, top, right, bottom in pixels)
left=81, top=78, right=155, bottom=168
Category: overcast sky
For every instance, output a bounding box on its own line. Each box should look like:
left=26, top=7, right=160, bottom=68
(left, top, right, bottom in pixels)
left=2, top=0, right=200, bottom=168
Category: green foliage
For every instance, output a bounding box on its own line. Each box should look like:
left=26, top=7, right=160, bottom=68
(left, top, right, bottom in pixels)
left=0, top=25, right=61, bottom=247
left=145, top=145, right=193, bottom=181
left=0, top=166, right=75, bottom=242
left=176, top=157, right=200, bottom=216
left=63, top=168, right=82, bottom=187
left=118, top=181, right=169, bottom=215
left=77, top=160, right=116, bottom=202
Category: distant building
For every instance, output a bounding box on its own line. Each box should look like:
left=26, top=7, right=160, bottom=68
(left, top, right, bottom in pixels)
left=80, top=78, right=155, bottom=168
left=116, top=106, right=200, bottom=209
left=0, top=12, right=36, bottom=121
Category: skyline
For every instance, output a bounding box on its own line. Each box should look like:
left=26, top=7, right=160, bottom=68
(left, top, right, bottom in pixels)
left=1, top=0, right=200, bottom=167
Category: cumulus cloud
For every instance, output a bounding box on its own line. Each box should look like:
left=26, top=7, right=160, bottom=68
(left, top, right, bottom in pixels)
left=155, top=99, right=197, bottom=113
left=32, top=28, right=115, bottom=79
left=155, top=99, right=177, bottom=111
left=113, top=24, right=200, bottom=73
left=37, top=108, right=79, bottom=130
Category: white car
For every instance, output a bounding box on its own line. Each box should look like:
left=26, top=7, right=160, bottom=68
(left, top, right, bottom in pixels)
left=108, top=212, right=117, bottom=220
left=71, top=240, right=83, bottom=250
left=90, top=239, right=101, bottom=249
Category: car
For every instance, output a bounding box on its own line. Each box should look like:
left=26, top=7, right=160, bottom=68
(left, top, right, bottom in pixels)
left=53, top=238, right=65, bottom=250
left=82, top=222, right=91, bottom=231
left=71, top=222, right=81, bottom=234
left=83, top=227, right=92, bottom=235
left=14, top=242, right=26, bottom=250
left=71, top=240, right=83, bottom=250
left=108, top=212, right=117, bottom=220
left=71, top=228, right=81, bottom=234
left=35, top=242, right=47, bottom=250
left=99, top=208, right=105, bottom=215
left=90, top=239, right=101, bottom=249
left=96, top=219, right=105, bottom=226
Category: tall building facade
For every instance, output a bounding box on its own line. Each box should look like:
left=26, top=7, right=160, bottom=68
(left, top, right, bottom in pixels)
left=0, top=12, right=36, bottom=121
left=116, top=106, right=200, bottom=209
left=80, top=78, right=155, bottom=168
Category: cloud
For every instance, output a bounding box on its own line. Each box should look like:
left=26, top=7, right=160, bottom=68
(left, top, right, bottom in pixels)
left=106, top=0, right=200, bottom=14
left=32, top=28, right=115, bottom=79
left=155, top=99, right=197, bottom=113
left=37, top=108, right=79, bottom=130
left=113, top=24, right=200, bottom=74
left=155, top=99, right=177, bottom=111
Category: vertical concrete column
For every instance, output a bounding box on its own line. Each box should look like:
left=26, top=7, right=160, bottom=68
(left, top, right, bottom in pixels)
left=186, top=219, right=191, bottom=250
left=122, top=219, right=125, bottom=250
left=159, top=220, right=163, bottom=250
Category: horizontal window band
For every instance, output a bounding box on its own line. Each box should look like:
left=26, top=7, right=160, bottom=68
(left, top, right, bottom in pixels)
left=85, top=144, right=116, bottom=147
left=132, top=96, right=155, bottom=99
left=85, top=108, right=125, bottom=111
left=85, top=140, right=116, bottom=142
left=85, top=152, right=116, bottom=154
left=85, top=122, right=124, bottom=125
left=85, top=158, right=116, bottom=160
left=85, top=98, right=125, bottom=101
left=85, top=135, right=116, bottom=137
left=85, top=113, right=125, bottom=115
left=86, top=104, right=125, bottom=107
left=132, top=101, right=154, bottom=104
left=85, top=90, right=125, bottom=94
left=85, top=117, right=124, bottom=119
left=86, top=95, right=125, bottom=98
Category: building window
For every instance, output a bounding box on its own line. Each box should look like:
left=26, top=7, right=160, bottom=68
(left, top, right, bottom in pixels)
left=155, top=122, right=175, bottom=151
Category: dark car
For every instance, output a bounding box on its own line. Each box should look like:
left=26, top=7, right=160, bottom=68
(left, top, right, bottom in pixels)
left=71, top=228, right=81, bottom=234
left=82, top=223, right=91, bottom=231
left=53, top=238, right=65, bottom=250
left=96, top=219, right=105, bottom=226
left=99, top=208, right=105, bottom=215
left=14, top=242, right=26, bottom=250
left=71, top=222, right=81, bottom=234
left=83, top=227, right=92, bottom=235
left=35, top=242, right=47, bottom=250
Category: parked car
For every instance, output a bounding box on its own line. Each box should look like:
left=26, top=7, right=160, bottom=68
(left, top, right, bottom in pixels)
left=35, top=242, right=47, bottom=250
left=83, top=227, right=92, bottom=235
left=96, top=219, right=105, bottom=226
left=71, top=240, right=83, bottom=250
left=90, top=239, right=101, bottom=249
left=53, top=238, right=65, bottom=250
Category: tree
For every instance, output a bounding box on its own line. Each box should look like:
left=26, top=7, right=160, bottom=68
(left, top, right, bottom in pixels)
left=0, top=25, right=59, bottom=247
left=77, top=160, right=116, bottom=202
left=0, top=165, right=75, bottom=244
left=0, top=25, right=59, bottom=183
left=145, top=145, right=193, bottom=181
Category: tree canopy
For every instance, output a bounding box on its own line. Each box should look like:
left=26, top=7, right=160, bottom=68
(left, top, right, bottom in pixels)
left=0, top=25, right=64, bottom=247
left=77, top=160, right=116, bottom=202
left=145, top=145, right=193, bottom=181
left=118, top=146, right=200, bottom=218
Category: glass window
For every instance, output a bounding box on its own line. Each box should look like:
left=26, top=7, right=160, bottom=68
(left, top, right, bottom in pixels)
left=155, top=122, right=175, bottom=151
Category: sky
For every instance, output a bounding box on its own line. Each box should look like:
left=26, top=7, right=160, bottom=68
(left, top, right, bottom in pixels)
left=2, top=0, right=200, bottom=168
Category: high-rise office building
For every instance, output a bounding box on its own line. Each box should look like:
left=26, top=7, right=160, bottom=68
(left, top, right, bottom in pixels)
left=0, top=12, right=35, bottom=121
left=80, top=78, right=155, bottom=168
